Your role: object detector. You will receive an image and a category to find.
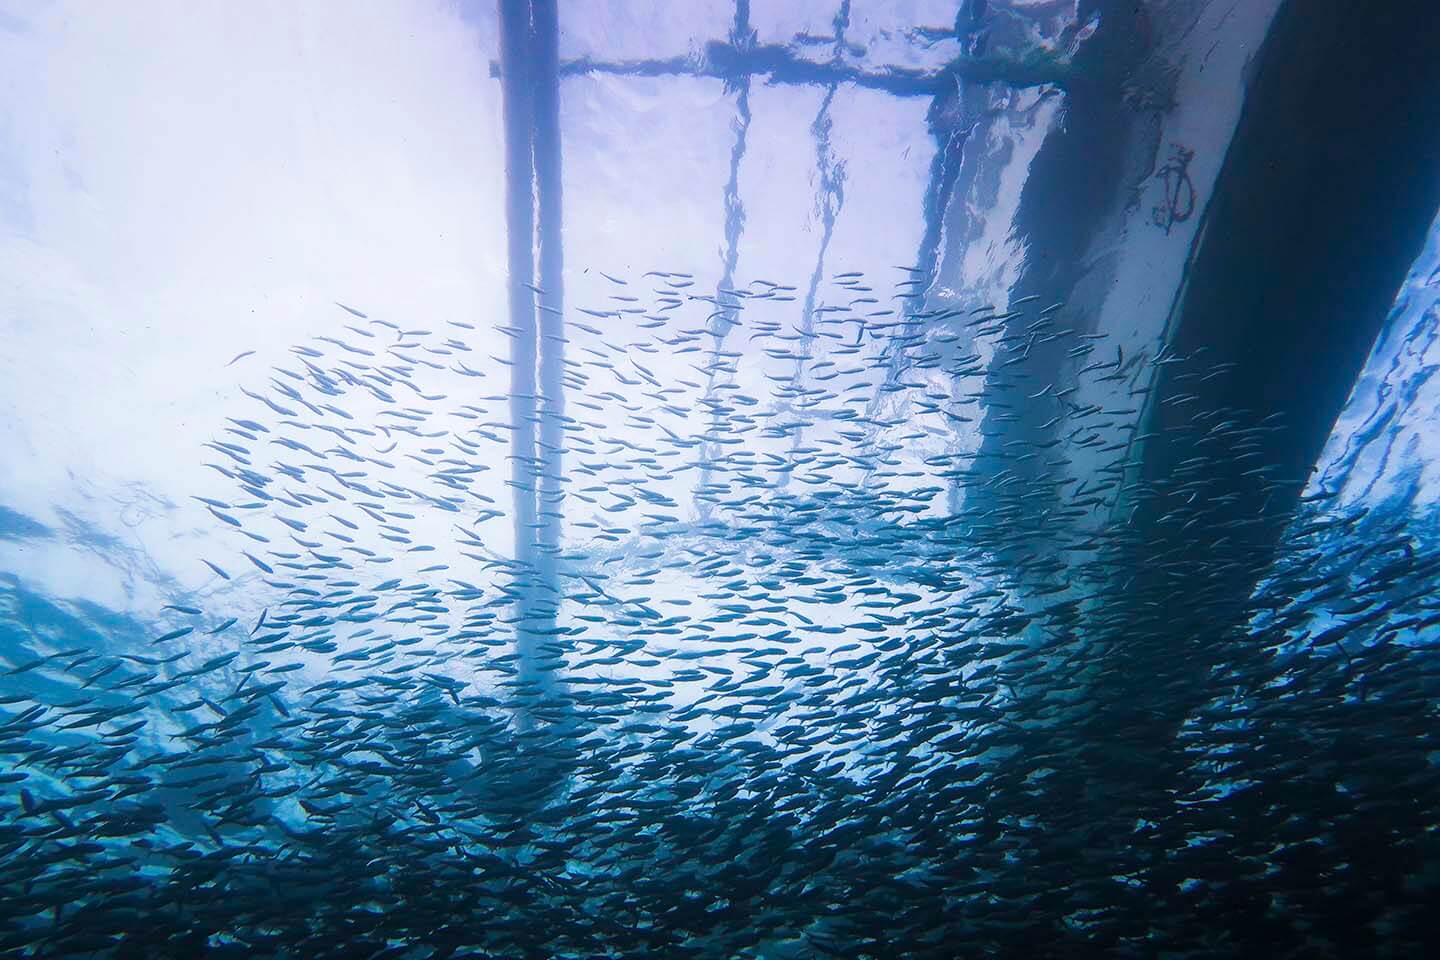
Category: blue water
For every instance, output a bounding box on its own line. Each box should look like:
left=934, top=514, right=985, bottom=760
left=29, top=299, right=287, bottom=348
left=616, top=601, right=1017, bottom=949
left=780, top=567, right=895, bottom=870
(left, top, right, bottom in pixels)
left=3, top=3, right=1440, bottom=957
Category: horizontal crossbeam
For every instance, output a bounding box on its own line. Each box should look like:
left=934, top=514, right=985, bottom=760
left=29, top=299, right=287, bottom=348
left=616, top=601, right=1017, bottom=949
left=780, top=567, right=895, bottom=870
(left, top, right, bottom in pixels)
left=493, top=39, right=1071, bottom=96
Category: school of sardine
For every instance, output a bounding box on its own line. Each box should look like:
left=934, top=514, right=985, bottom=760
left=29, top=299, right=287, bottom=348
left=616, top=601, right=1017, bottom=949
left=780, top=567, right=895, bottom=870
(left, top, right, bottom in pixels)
left=2, top=269, right=1438, bottom=957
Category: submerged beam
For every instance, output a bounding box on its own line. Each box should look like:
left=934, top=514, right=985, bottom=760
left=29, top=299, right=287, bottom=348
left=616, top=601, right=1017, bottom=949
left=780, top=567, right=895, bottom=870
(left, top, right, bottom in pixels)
left=965, top=0, right=1152, bottom=526
left=917, top=0, right=1440, bottom=920
left=498, top=0, right=538, bottom=609
left=1100, top=0, right=1440, bottom=747
left=497, top=0, right=567, bottom=717
left=532, top=0, right=566, bottom=645
left=559, top=37, right=1080, bottom=96
left=1070, top=0, right=1440, bottom=880
left=1140, top=0, right=1440, bottom=532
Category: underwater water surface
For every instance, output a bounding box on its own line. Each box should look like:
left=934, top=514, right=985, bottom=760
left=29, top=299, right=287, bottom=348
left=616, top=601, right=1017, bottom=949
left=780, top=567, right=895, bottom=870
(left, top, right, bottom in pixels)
left=3, top=2, right=1440, bottom=957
